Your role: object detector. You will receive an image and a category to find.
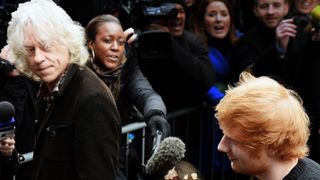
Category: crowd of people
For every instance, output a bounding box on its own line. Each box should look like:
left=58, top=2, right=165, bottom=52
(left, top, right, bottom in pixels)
left=0, top=0, right=320, bottom=179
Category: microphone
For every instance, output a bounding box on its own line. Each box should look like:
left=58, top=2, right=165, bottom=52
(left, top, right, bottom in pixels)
left=145, top=136, right=186, bottom=176
left=0, top=101, right=16, bottom=140
left=311, top=5, right=320, bottom=30
left=0, top=57, right=15, bottom=73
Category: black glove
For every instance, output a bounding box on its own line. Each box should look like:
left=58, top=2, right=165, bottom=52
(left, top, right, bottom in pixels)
left=147, top=115, right=171, bottom=140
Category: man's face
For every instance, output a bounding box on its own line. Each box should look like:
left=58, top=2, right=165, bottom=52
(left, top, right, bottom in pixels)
left=24, top=27, right=69, bottom=90
left=217, top=128, right=272, bottom=176
left=254, top=0, right=289, bottom=29
left=295, top=0, right=320, bottom=14
left=167, top=3, right=186, bottom=37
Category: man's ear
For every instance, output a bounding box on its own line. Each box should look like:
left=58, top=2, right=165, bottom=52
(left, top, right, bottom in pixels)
left=266, top=145, right=277, bottom=157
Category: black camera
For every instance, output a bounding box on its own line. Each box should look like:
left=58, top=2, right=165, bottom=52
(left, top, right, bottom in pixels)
left=292, top=15, right=310, bottom=28
left=115, top=0, right=178, bottom=30
left=142, top=2, right=178, bottom=23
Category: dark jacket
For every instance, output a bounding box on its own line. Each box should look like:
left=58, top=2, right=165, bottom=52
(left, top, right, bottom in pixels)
left=285, top=27, right=320, bottom=163
left=138, top=30, right=216, bottom=112
left=233, top=22, right=287, bottom=83
left=284, top=158, right=320, bottom=179
left=32, top=64, right=121, bottom=180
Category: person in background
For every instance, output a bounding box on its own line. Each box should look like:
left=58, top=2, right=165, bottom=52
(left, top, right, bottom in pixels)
left=6, top=0, right=121, bottom=179
left=232, top=0, right=290, bottom=82
left=144, top=0, right=216, bottom=112
left=289, top=0, right=320, bottom=15
left=192, top=0, right=240, bottom=105
left=0, top=45, right=38, bottom=180
left=190, top=1, right=249, bottom=179
left=85, top=14, right=171, bottom=179
left=138, top=0, right=216, bottom=173
left=216, top=71, right=320, bottom=180
left=164, top=161, right=202, bottom=180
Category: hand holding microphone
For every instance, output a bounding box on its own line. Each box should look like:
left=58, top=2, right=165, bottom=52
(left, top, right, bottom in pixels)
left=147, top=114, right=171, bottom=140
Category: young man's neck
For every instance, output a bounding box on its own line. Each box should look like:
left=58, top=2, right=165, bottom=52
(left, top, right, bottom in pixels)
left=257, top=158, right=298, bottom=180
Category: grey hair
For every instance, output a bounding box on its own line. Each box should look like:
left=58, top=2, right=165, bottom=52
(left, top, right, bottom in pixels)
left=7, top=0, right=89, bottom=79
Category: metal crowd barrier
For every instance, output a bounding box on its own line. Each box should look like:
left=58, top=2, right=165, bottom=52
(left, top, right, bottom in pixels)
left=13, top=122, right=147, bottom=180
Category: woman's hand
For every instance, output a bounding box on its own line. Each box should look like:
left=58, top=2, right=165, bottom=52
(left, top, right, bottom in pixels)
left=124, top=27, right=138, bottom=45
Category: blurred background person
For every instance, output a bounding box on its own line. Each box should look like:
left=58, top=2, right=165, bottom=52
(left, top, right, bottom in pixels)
left=232, top=0, right=290, bottom=82
left=192, top=0, right=241, bottom=105
left=191, top=0, right=248, bottom=179
left=289, top=0, right=320, bottom=15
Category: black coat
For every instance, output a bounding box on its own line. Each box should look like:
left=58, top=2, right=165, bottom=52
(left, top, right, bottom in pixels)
left=138, top=30, right=216, bottom=112
left=233, top=22, right=287, bottom=83
left=32, top=64, right=121, bottom=180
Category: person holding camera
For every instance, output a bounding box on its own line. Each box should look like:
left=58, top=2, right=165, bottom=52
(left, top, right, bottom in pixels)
left=136, top=0, right=216, bottom=173
left=140, top=0, right=216, bottom=112
left=232, top=0, right=290, bottom=82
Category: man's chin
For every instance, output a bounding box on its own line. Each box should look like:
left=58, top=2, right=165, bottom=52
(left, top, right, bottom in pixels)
left=265, top=23, right=278, bottom=29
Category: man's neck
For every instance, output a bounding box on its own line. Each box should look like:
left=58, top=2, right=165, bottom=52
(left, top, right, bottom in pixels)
left=257, top=158, right=298, bottom=180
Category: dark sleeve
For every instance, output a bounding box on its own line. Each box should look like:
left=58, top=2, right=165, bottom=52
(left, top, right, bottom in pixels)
left=170, top=32, right=216, bottom=91
left=0, top=75, right=38, bottom=153
left=73, top=92, right=120, bottom=180
left=126, top=51, right=167, bottom=118
left=232, top=37, right=286, bottom=82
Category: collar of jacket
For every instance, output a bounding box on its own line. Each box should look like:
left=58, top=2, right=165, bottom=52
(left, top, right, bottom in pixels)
left=38, top=63, right=80, bottom=102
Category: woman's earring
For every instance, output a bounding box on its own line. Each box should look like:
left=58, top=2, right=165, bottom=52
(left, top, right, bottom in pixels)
left=90, top=49, right=95, bottom=62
